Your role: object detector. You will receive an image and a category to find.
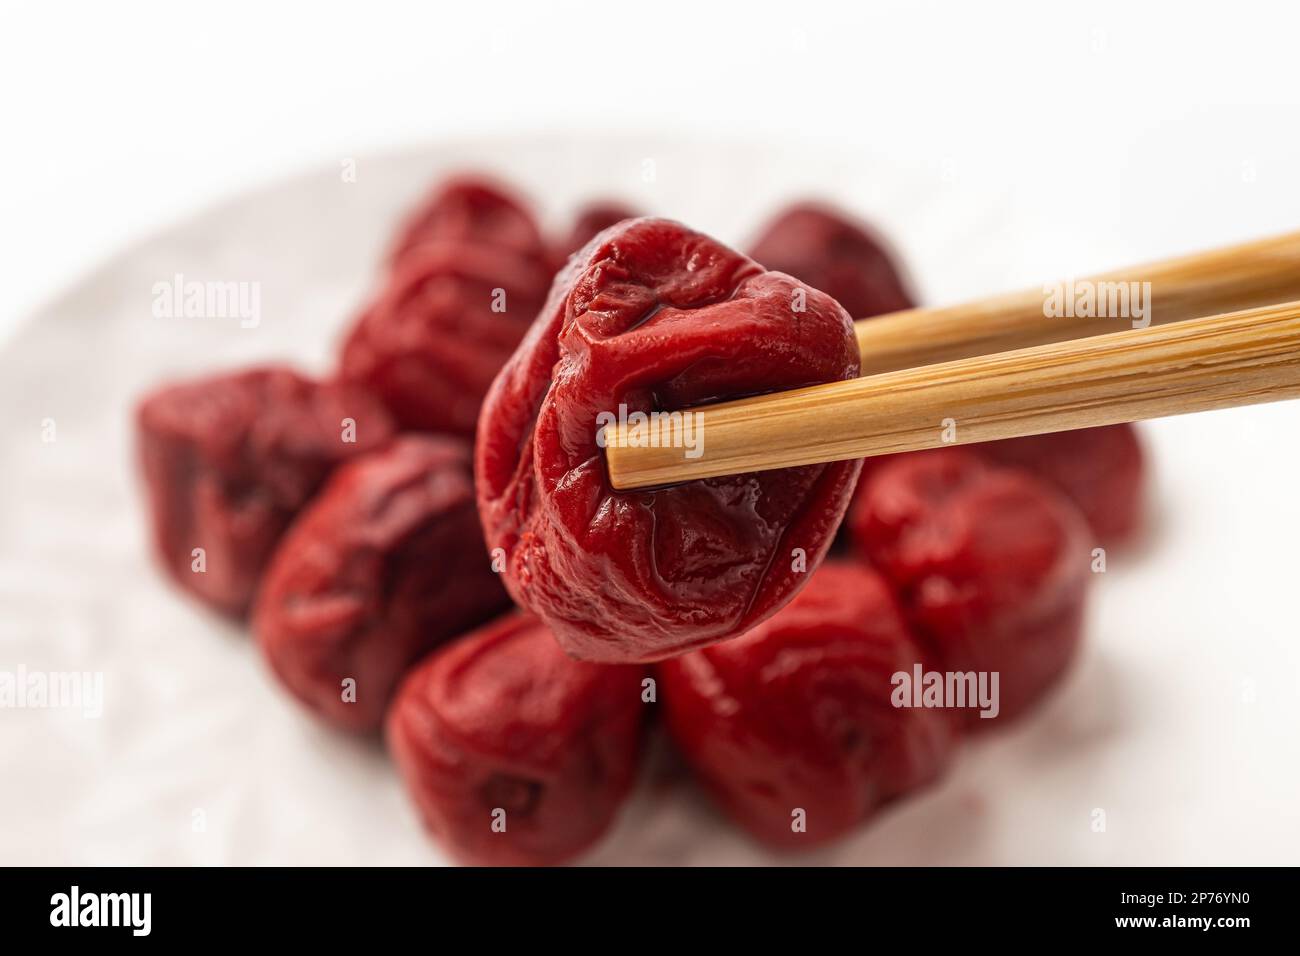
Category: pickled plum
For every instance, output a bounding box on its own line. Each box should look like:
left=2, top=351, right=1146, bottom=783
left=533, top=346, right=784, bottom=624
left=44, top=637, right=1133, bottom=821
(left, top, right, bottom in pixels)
left=253, top=435, right=510, bottom=732
left=748, top=202, right=915, bottom=319
left=135, top=366, right=395, bottom=617
left=848, top=449, right=1091, bottom=726
left=387, top=175, right=548, bottom=269
left=659, top=561, right=958, bottom=848
left=340, top=240, right=552, bottom=436
left=386, top=613, right=646, bottom=865
left=475, top=217, right=862, bottom=663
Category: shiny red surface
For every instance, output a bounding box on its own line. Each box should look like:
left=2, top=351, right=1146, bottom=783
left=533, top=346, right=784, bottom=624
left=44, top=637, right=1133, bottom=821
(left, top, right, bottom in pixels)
left=254, top=435, right=509, bottom=732
left=136, top=365, right=394, bottom=618
left=340, top=239, right=551, bottom=436
left=476, top=217, right=863, bottom=663
left=849, top=449, right=1091, bottom=726
left=660, top=561, right=958, bottom=848
left=386, top=612, right=647, bottom=866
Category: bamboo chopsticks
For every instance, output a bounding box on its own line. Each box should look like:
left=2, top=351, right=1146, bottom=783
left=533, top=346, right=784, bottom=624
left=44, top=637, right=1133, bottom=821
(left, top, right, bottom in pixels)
left=604, top=232, right=1300, bottom=491
left=854, top=230, right=1300, bottom=374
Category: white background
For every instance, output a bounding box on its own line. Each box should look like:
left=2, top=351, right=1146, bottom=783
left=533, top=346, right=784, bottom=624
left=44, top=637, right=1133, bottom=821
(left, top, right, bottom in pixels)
left=3, top=1, right=1300, bottom=866
left=5, top=0, right=1300, bottom=334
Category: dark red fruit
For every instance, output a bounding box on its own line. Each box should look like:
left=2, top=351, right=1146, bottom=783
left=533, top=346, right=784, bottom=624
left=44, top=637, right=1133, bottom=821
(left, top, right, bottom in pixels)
left=476, top=217, right=862, bottom=663
left=747, top=202, right=915, bottom=319
left=848, top=449, right=1091, bottom=726
left=339, top=240, right=552, bottom=437
left=387, top=613, right=647, bottom=866
left=136, top=366, right=395, bottom=617
left=253, top=435, right=510, bottom=732
left=975, top=424, right=1145, bottom=546
left=553, top=201, right=641, bottom=266
left=387, top=175, right=548, bottom=269
left=659, top=561, right=958, bottom=849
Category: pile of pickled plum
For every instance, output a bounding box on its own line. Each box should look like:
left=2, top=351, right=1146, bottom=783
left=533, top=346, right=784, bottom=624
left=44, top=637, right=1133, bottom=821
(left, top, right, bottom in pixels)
left=136, top=173, right=1146, bottom=864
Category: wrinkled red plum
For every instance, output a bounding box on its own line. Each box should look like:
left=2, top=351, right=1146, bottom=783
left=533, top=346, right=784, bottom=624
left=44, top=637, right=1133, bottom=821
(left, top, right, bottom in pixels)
left=476, top=218, right=862, bottom=663
left=253, top=435, right=510, bottom=732
left=848, top=449, right=1091, bottom=726
left=660, top=561, right=958, bottom=848
left=340, top=240, right=552, bottom=436
left=136, top=366, right=394, bottom=617
left=387, top=613, right=647, bottom=865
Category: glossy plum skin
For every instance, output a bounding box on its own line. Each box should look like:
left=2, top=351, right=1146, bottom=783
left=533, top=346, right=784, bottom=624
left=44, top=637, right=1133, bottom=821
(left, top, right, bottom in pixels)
left=659, top=562, right=958, bottom=849
left=387, top=175, right=548, bottom=270
left=253, top=435, right=510, bottom=732
left=136, top=366, right=395, bottom=618
left=386, top=613, right=647, bottom=866
left=975, top=424, right=1146, bottom=546
left=476, top=218, right=863, bottom=663
left=552, top=201, right=641, bottom=267
left=848, top=449, right=1091, bottom=727
left=340, top=240, right=552, bottom=437
left=747, top=202, right=915, bottom=320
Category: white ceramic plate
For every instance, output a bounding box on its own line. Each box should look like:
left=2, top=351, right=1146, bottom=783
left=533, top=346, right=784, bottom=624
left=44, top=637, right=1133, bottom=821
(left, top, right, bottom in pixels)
left=3, top=135, right=1298, bottom=865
